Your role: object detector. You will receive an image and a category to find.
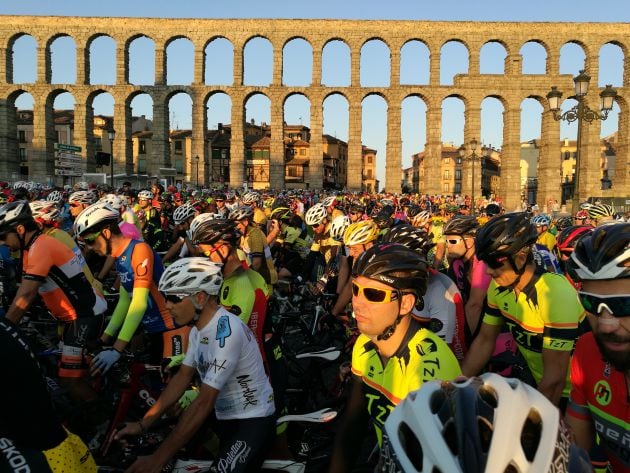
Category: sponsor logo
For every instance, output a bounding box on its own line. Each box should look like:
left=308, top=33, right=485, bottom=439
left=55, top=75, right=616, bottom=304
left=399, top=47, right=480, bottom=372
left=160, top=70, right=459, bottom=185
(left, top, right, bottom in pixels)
left=236, top=374, right=258, bottom=409
left=217, top=440, right=252, bottom=473
left=171, top=335, right=182, bottom=356
left=200, top=336, right=209, bottom=345
left=0, top=437, right=31, bottom=472
left=216, top=315, right=232, bottom=348
left=594, top=380, right=612, bottom=406
left=135, top=258, right=149, bottom=277
left=209, top=358, right=227, bottom=373
left=139, top=389, right=157, bottom=407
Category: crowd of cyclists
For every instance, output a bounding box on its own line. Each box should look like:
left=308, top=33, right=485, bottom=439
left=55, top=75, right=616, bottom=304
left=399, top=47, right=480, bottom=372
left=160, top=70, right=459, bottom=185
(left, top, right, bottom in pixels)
left=0, top=177, right=629, bottom=472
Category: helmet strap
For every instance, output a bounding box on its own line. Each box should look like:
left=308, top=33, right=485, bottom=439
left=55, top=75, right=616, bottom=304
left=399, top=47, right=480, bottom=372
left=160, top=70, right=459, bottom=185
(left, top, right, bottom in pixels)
left=377, top=313, right=404, bottom=341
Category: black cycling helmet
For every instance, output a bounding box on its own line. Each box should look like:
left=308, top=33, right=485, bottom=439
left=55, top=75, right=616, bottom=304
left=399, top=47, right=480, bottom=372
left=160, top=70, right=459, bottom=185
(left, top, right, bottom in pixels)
left=381, top=224, right=435, bottom=256
left=353, top=242, right=428, bottom=301
left=555, top=216, right=574, bottom=232
left=566, top=223, right=630, bottom=281
left=484, top=203, right=501, bottom=217
left=443, top=215, right=479, bottom=237
left=373, top=205, right=395, bottom=229
left=0, top=200, right=34, bottom=233
left=475, top=212, right=537, bottom=262
left=191, top=218, right=240, bottom=246
left=405, top=204, right=421, bottom=218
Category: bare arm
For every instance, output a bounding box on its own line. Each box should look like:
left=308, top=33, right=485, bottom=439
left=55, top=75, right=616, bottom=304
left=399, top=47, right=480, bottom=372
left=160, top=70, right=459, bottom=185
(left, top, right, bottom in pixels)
left=538, top=348, right=571, bottom=406
left=5, top=279, right=41, bottom=324
left=460, top=322, right=502, bottom=377
left=464, top=285, right=486, bottom=335
left=161, top=238, right=184, bottom=264
left=565, top=414, right=595, bottom=453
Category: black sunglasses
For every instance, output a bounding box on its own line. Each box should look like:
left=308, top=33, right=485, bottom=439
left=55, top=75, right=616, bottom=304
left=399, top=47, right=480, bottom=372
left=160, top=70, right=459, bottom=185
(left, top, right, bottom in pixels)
left=578, top=292, right=630, bottom=318
left=484, top=256, right=508, bottom=269
left=163, top=293, right=187, bottom=304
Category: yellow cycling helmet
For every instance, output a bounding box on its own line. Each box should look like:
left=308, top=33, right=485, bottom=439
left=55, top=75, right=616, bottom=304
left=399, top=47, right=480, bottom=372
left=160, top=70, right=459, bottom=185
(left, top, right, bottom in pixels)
left=343, top=220, right=380, bottom=247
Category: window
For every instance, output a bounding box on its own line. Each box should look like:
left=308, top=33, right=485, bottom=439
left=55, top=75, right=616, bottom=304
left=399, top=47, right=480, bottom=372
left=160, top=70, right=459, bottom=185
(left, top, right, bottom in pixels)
left=139, top=140, right=147, bottom=154
left=18, top=130, right=26, bottom=143
left=444, top=170, right=450, bottom=179
left=455, top=183, right=461, bottom=193
left=19, top=148, right=27, bottom=161
left=94, top=137, right=102, bottom=150
left=456, top=157, right=462, bottom=165
left=286, top=165, right=304, bottom=178
left=138, top=157, right=146, bottom=173
left=444, top=157, right=451, bottom=164
left=175, top=140, right=183, bottom=153
left=367, top=156, right=373, bottom=164
left=366, top=169, right=372, bottom=179
left=455, top=169, right=462, bottom=180
left=299, top=148, right=306, bottom=156
left=56, top=131, right=62, bottom=143
left=443, top=183, right=449, bottom=192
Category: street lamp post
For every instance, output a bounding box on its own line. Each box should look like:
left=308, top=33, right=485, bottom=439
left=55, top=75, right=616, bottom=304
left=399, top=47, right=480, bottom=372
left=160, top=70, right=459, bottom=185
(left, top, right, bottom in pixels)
left=195, top=155, right=199, bottom=188
left=108, top=129, right=116, bottom=188
left=546, top=70, right=617, bottom=212
left=458, top=138, right=481, bottom=216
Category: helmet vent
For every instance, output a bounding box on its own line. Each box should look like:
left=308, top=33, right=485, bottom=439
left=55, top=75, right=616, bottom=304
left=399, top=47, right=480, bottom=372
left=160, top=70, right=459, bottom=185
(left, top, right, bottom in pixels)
left=398, top=421, right=424, bottom=471
left=520, top=410, right=542, bottom=461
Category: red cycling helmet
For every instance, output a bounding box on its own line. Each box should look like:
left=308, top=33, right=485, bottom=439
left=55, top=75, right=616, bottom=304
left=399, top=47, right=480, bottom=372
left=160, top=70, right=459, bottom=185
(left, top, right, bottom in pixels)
left=556, top=225, right=593, bottom=253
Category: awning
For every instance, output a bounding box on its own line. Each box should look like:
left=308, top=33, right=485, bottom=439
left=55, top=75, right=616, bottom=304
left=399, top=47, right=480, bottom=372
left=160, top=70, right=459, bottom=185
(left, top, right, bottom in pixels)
left=286, top=158, right=310, bottom=166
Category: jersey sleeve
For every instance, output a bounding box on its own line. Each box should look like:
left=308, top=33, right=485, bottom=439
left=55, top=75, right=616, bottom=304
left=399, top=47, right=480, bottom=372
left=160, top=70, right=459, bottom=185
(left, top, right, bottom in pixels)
left=221, top=275, right=256, bottom=325
left=129, top=242, right=155, bottom=290
left=471, top=257, right=492, bottom=291
left=540, top=275, right=584, bottom=351
left=414, top=331, right=462, bottom=387
left=22, top=239, right=55, bottom=281
left=201, top=315, right=243, bottom=391
left=566, top=334, right=592, bottom=420
left=247, top=230, right=265, bottom=257
left=482, top=281, right=504, bottom=326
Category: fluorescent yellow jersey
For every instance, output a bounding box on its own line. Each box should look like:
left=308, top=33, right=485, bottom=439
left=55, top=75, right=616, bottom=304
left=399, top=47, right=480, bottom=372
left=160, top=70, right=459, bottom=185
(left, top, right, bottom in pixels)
left=482, top=272, right=586, bottom=397
left=351, top=319, right=461, bottom=444
left=240, top=225, right=278, bottom=286
left=310, top=223, right=341, bottom=263
left=536, top=231, right=557, bottom=252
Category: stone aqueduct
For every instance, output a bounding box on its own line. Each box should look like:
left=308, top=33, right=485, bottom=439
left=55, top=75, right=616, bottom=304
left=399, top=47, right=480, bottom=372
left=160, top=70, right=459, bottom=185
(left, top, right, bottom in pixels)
left=0, top=15, right=629, bottom=209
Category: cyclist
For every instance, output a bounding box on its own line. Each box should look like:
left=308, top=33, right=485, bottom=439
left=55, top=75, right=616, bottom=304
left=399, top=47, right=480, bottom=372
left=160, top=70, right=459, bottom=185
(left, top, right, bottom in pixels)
left=322, top=195, right=344, bottom=221
left=532, top=214, right=556, bottom=252
left=0, top=201, right=107, bottom=401
left=73, top=203, right=180, bottom=374
left=136, top=189, right=166, bottom=251
left=267, top=206, right=309, bottom=280
left=555, top=225, right=593, bottom=288
left=443, top=215, right=489, bottom=346
left=241, top=191, right=267, bottom=231
left=304, top=203, right=340, bottom=282
left=161, top=203, right=197, bottom=264
left=329, top=243, right=461, bottom=471
left=0, top=318, right=97, bottom=472
left=587, top=202, right=615, bottom=227
left=380, top=373, right=593, bottom=472
left=229, top=205, right=278, bottom=288
left=461, top=212, right=586, bottom=408
left=115, top=257, right=275, bottom=473
left=67, top=190, right=98, bottom=226
left=565, top=223, right=630, bottom=472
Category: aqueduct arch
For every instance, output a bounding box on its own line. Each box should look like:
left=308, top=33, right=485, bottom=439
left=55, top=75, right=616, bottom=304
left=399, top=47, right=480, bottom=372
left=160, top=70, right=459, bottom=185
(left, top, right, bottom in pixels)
left=0, top=16, right=629, bottom=209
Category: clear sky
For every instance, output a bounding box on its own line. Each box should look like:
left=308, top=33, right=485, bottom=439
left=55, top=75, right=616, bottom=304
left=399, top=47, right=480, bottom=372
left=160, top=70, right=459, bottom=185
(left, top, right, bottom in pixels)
left=3, top=0, right=628, bottom=186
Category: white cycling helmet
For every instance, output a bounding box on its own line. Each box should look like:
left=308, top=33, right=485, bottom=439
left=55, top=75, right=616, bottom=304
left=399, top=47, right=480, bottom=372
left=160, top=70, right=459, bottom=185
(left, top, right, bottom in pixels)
left=73, top=202, right=120, bottom=237
left=29, top=200, right=60, bottom=223
left=69, top=190, right=97, bottom=205
left=46, top=190, right=63, bottom=203
left=138, top=190, right=154, bottom=200
left=74, top=181, right=89, bottom=191
left=321, top=196, right=336, bottom=207
left=411, top=210, right=432, bottom=227
left=382, top=373, right=592, bottom=473
left=173, top=204, right=197, bottom=225
left=241, top=191, right=260, bottom=205
left=12, top=180, right=26, bottom=190
left=158, top=257, right=223, bottom=296
left=189, top=212, right=221, bottom=240
left=304, top=203, right=328, bottom=226
left=228, top=205, right=254, bottom=221
left=330, top=214, right=350, bottom=242
left=99, top=193, right=126, bottom=210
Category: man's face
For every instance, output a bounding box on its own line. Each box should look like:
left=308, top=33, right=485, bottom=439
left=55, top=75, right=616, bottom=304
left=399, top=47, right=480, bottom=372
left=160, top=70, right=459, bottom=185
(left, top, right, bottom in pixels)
left=69, top=202, right=85, bottom=218
left=351, top=275, right=400, bottom=339
left=81, top=227, right=110, bottom=257
left=0, top=230, right=19, bottom=251
left=138, top=198, right=150, bottom=209
left=445, top=234, right=473, bottom=259
left=164, top=294, right=195, bottom=326
left=215, top=199, right=225, bottom=208
left=348, top=243, right=368, bottom=259
left=581, top=279, right=630, bottom=371
left=484, top=253, right=523, bottom=288
left=312, top=221, right=326, bottom=235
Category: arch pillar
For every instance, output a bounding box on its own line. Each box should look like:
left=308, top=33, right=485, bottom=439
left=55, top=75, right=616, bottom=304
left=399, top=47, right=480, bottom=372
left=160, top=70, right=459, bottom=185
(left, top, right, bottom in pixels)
left=76, top=46, right=87, bottom=85
left=113, top=99, right=133, bottom=176
left=463, top=105, right=481, bottom=199
left=385, top=100, right=401, bottom=192
left=308, top=92, right=323, bottom=189
left=424, top=104, right=442, bottom=195
left=269, top=94, right=284, bottom=189
left=624, top=51, right=630, bottom=87
left=504, top=53, right=522, bottom=76
left=37, top=45, right=51, bottom=84
left=191, top=91, right=207, bottom=184
left=500, top=105, right=522, bottom=211
left=0, top=99, right=19, bottom=176
left=538, top=110, right=562, bottom=209
left=547, top=51, right=559, bottom=76
left=390, top=48, right=400, bottom=86
left=350, top=47, right=360, bottom=87
left=429, top=49, right=440, bottom=85
left=229, top=93, right=245, bottom=187
left=33, top=97, right=54, bottom=180
left=615, top=103, right=630, bottom=194
left=72, top=101, right=89, bottom=170
left=1, top=47, right=9, bottom=83
left=347, top=100, right=362, bottom=191
left=193, top=42, right=205, bottom=85
left=116, top=43, right=128, bottom=85
left=233, top=43, right=243, bottom=86
left=155, top=44, right=166, bottom=86
left=585, top=46, right=598, bottom=80
left=468, top=49, right=479, bottom=75
left=151, top=95, right=169, bottom=175
left=273, top=43, right=282, bottom=86
left=312, top=47, right=322, bottom=86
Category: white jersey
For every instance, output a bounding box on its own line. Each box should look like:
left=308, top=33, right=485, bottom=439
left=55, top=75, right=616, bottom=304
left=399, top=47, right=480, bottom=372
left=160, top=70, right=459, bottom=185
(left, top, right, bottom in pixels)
left=412, top=271, right=460, bottom=343
left=183, top=307, right=275, bottom=420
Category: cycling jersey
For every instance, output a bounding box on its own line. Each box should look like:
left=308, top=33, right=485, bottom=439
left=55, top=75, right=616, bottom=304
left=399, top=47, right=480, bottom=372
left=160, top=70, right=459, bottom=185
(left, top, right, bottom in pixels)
left=413, top=269, right=466, bottom=361
left=240, top=226, right=278, bottom=286
left=111, top=239, right=175, bottom=334
left=536, top=230, right=557, bottom=252
left=22, top=232, right=106, bottom=322
left=182, top=307, right=275, bottom=420
left=253, top=207, right=268, bottom=228
left=351, top=318, right=461, bottom=444
left=219, top=266, right=269, bottom=357
left=567, top=332, right=630, bottom=471
left=533, top=243, right=562, bottom=274
left=311, top=227, right=341, bottom=263
left=482, top=272, right=586, bottom=397
left=448, top=255, right=491, bottom=307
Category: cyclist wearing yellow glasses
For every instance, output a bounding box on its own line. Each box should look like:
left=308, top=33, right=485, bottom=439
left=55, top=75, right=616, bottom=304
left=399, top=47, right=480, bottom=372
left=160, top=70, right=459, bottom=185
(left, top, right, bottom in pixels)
left=329, top=243, right=461, bottom=472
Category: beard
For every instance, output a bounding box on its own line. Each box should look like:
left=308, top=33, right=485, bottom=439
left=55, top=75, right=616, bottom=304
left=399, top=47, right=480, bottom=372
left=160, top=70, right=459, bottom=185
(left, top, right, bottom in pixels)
left=594, top=331, right=630, bottom=372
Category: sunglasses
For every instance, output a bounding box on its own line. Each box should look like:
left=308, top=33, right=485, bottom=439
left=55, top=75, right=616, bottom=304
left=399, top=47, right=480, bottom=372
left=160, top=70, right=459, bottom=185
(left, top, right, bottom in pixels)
left=203, top=243, right=225, bottom=257
left=578, top=291, right=630, bottom=318
left=81, top=230, right=102, bottom=244
left=446, top=238, right=463, bottom=245
left=352, top=281, right=399, bottom=303
left=484, top=256, right=508, bottom=269
left=163, top=293, right=188, bottom=304
left=70, top=203, right=82, bottom=208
